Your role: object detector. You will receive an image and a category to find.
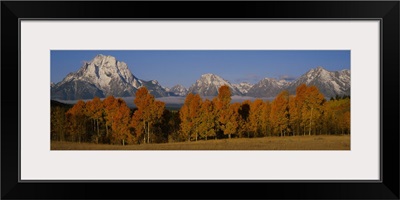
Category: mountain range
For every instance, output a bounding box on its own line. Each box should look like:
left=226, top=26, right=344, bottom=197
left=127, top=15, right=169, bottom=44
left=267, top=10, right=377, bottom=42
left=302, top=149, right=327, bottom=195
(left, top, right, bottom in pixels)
left=51, top=55, right=350, bottom=100
left=187, top=73, right=243, bottom=96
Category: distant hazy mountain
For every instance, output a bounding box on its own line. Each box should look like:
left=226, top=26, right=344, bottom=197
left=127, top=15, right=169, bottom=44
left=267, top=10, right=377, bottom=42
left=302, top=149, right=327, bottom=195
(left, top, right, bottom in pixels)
left=51, top=54, right=167, bottom=100
left=246, top=78, right=289, bottom=98
left=185, top=67, right=350, bottom=98
left=285, top=66, right=350, bottom=98
left=169, top=84, right=188, bottom=96
left=187, top=73, right=242, bottom=96
left=232, top=82, right=254, bottom=95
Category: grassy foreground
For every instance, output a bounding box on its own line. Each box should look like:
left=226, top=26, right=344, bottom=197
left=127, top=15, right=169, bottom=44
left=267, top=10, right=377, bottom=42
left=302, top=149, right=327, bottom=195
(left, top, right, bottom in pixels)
left=51, top=135, right=350, bottom=150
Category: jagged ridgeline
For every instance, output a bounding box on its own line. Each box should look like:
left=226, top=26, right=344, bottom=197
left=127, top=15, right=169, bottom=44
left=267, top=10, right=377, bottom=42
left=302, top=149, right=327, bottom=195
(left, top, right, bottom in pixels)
left=51, top=54, right=171, bottom=100
left=51, top=55, right=350, bottom=100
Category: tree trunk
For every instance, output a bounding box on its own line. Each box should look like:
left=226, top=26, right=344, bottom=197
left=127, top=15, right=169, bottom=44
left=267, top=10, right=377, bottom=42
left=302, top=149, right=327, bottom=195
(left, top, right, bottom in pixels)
left=309, top=107, right=313, bottom=136
left=143, top=122, right=146, bottom=144
left=96, top=119, right=99, bottom=144
left=106, top=123, right=109, bottom=138
left=195, top=123, right=198, bottom=141
left=123, top=139, right=125, bottom=146
left=147, top=122, right=150, bottom=144
left=229, top=134, right=231, bottom=139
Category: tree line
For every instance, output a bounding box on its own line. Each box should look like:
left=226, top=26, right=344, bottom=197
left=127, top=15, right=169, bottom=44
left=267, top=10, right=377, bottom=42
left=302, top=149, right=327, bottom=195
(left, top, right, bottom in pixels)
left=51, top=84, right=350, bottom=145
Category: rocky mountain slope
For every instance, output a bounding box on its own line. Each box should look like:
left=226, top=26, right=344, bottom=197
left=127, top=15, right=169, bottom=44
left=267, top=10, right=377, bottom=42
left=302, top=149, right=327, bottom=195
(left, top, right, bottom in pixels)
left=187, top=73, right=242, bottom=96
left=51, top=54, right=167, bottom=100
left=51, top=55, right=350, bottom=100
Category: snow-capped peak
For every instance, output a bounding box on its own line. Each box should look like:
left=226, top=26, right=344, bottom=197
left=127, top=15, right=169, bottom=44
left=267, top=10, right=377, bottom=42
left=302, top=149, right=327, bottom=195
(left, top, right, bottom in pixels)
left=277, top=79, right=290, bottom=86
left=52, top=54, right=159, bottom=100
left=246, top=77, right=290, bottom=98
left=201, top=73, right=214, bottom=77
left=188, top=73, right=242, bottom=96
left=232, top=82, right=254, bottom=94
left=170, top=84, right=188, bottom=96
left=69, top=55, right=140, bottom=91
left=196, top=73, right=230, bottom=87
left=286, top=66, right=351, bottom=98
left=198, top=73, right=228, bottom=85
left=305, top=66, right=337, bottom=84
left=151, top=80, right=158, bottom=84
left=92, top=54, right=116, bottom=65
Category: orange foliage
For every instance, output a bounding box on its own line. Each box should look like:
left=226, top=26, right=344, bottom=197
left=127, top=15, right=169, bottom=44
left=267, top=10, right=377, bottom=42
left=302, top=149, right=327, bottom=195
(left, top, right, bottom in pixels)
left=131, top=87, right=165, bottom=144
left=270, top=90, right=290, bottom=136
left=60, top=84, right=350, bottom=145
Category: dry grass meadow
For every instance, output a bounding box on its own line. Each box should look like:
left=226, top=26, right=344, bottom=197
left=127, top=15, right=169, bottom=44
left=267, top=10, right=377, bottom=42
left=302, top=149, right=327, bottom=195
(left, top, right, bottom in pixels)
left=51, top=135, right=350, bottom=150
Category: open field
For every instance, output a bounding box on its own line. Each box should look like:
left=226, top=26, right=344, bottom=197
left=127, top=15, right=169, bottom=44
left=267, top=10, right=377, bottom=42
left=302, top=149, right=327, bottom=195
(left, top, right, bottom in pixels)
left=51, top=135, right=350, bottom=150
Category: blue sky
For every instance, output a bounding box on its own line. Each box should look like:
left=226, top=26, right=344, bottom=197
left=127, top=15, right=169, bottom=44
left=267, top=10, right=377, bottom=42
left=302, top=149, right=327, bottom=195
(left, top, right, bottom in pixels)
left=51, top=50, right=350, bottom=88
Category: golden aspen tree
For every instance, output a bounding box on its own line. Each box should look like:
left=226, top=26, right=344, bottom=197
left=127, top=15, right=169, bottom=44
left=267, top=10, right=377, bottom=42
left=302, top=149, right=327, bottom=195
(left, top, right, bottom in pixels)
left=189, top=94, right=202, bottom=141
left=224, top=102, right=241, bottom=139
left=249, top=99, right=264, bottom=137
left=288, top=95, right=299, bottom=136
left=111, top=99, right=132, bottom=145
left=270, top=90, right=290, bottom=137
left=214, top=85, right=232, bottom=139
left=211, top=97, right=221, bottom=138
left=216, top=85, right=231, bottom=108
left=132, top=87, right=154, bottom=144
left=198, top=99, right=217, bottom=140
left=103, top=96, right=118, bottom=140
left=179, top=93, right=201, bottom=141
left=327, top=98, right=350, bottom=135
left=65, top=100, right=87, bottom=143
left=131, top=109, right=144, bottom=143
left=132, top=87, right=164, bottom=144
left=294, top=84, right=308, bottom=135
left=301, top=86, right=324, bottom=135
left=180, top=93, right=194, bottom=141
left=261, top=101, right=272, bottom=137
left=324, top=99, right=342, bottom=135
left=85, top=97, right=103, bottom=143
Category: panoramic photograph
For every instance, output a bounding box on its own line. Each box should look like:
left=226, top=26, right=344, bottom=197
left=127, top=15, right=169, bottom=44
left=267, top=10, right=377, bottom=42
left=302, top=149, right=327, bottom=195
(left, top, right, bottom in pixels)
left=50, top=50, right=350, bottom=150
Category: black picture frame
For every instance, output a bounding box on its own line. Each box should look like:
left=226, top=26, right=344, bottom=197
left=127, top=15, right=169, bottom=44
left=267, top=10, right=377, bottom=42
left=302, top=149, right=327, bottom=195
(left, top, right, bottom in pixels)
left=2, top=1, right=399, bottom=199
